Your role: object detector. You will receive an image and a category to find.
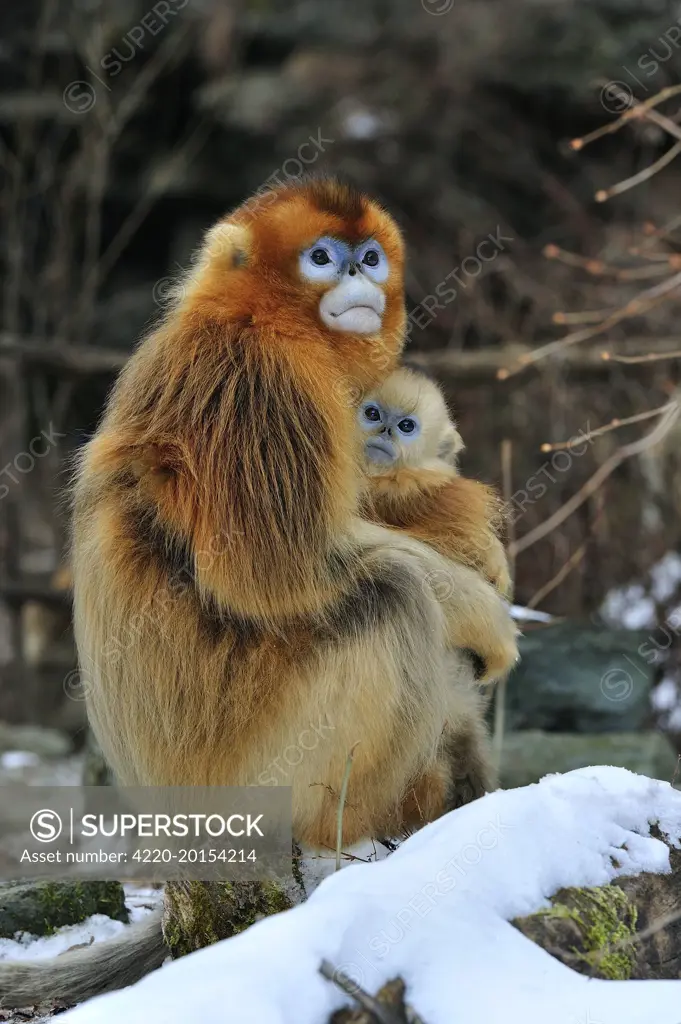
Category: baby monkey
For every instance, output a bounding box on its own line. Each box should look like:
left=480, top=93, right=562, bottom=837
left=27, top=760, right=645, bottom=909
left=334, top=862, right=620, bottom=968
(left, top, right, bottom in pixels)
left=359, top=368, right=512, bottom=599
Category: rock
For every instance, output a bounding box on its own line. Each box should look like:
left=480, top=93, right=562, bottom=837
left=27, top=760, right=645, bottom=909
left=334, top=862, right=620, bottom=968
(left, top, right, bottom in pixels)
left=506, top=623, right=655, bottom=732
left=499, top=731, right=678, bottom=790
left=162, top=880, right=292, bottom=959
left=0, top=722, right=70, bottom=759
left=513, top=838, right=681, bottom=979
left=0, top=881, right=128, bottom=938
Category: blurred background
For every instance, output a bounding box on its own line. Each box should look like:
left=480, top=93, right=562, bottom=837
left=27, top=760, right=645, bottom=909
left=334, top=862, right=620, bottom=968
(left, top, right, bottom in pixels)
left=2, top=0, right=681, bottom=787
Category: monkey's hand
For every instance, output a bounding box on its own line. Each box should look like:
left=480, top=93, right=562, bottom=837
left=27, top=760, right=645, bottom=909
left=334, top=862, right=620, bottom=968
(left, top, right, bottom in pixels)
left=353, top=521, right=518, bottom=683
left=433, top=562, right=519, bottom=683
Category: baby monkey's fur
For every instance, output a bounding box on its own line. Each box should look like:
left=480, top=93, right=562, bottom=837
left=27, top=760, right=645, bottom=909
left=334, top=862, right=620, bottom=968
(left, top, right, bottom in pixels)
left=360, top=368, right=512, bottom=600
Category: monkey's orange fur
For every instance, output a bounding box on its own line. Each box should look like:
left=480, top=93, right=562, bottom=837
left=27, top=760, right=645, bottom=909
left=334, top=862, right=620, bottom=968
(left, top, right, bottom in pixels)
left=73, top=180, right=517, bottom=848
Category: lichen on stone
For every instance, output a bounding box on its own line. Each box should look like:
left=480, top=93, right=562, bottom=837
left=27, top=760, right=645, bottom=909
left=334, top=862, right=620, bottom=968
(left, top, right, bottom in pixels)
left=537, top=884, right=638, bottom=980
left=162, top=879, right=293, bottom=959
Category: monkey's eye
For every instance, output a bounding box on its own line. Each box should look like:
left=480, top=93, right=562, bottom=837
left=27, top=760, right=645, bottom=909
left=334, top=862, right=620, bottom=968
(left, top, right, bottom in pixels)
left=363, top=405, right=382, bottom=422
left=397, top=418, right=418, bottom=435
left=300, top=237, right=344, bottom=281
left=354, top=241, right=388, bottom=283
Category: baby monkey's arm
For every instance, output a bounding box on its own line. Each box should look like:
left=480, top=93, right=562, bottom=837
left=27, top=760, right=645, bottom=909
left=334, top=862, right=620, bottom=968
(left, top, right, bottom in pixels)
left=365, top=470, right=512, bottom=598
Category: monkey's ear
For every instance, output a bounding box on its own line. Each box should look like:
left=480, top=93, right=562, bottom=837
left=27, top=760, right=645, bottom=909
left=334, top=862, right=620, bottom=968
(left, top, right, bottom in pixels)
left=438, top=423, right=465, bottom=465
left=199, top=222, right=251, bottom=271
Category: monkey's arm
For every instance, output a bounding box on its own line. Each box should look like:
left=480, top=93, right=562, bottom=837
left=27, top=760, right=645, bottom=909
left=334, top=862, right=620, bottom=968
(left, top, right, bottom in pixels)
left=354, top=520, right=517, bottom=683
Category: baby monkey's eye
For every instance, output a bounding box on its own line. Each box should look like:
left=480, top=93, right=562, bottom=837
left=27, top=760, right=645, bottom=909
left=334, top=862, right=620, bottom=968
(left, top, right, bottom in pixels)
left=363, top=405, right=381, bottom=422
left=311, top=248, right=331, bottom=266
left=397, top=418, right=416, bottom=434
left=362, top=250, right=380, bottom=267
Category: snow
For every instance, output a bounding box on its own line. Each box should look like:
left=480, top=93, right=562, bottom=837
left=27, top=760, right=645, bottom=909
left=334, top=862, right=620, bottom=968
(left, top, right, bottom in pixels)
left=298, top=837, right=393, bottom=894
left=58, top=766, right=681, bottom=1024
left=601, top=551, right=681, bottom=631
left=0, top=886, right=162, bottom=963
left=0, top=915, right=130, bottom=963
left=341, top=109, right=385, bottom=140
left=511, top=604, right=553, bottom=623
left=0, top=751, right=39, bottom=770
left=652, top=676, right=678, bottom=713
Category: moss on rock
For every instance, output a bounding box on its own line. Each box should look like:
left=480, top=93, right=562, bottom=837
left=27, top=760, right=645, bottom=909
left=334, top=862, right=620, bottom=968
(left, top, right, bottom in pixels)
left=515, top=883, right=638, bottom=980
left=162, top=880, right=292, bottom=959
left=538, top=885, right=637, bottom=979
left=0, top=880, right=128, bottom=938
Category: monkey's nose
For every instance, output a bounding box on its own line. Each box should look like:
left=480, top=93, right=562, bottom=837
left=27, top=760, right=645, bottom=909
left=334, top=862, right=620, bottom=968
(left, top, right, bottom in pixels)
left=348, top=265, right=356, bottom=277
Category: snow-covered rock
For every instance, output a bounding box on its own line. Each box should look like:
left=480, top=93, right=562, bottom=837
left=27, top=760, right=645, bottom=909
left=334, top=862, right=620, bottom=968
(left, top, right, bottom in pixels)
left=59, top=766, right=681, bottom=1024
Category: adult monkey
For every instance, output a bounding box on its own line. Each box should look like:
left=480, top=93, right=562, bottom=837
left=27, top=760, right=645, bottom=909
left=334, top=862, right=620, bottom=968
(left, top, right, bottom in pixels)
left=72, top=177, right=516, bottom=837
left=0, top=180, right=517, bottom=1006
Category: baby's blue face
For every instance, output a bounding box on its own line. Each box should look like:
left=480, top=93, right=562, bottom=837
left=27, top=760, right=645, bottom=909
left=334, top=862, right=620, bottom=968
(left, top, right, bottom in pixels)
left=358, top=398, right=421, bottom=465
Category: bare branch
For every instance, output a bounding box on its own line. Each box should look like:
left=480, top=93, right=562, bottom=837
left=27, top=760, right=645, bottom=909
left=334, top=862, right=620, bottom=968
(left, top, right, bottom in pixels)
left=336, top=743, right=359, bottom=872
left=0, top=334, right=127, bottom=373
left=510, top=402, right=681, bottom=557
left=492, top=439, right=515, bottom=773
left=554, top=308, right=621, bottom=325
left=543, top=244, right=681, bottom=279
left=596, top=141, right=681, bottom=203
left=526, top=540, right=588, bottom=610
left=570, top=84, right=681, bottom=150
left=318, top=961, right=421, bottom=1024
left=601, top=348, right=681, bottom=365
left=498, top=270, right=681, bottom=379
left=539, top=401, right=678, bottom=452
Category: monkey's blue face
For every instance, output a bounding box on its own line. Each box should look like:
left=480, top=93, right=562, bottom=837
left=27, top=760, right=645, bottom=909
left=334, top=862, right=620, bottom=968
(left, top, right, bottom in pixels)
left=299, top=237, right=389, bottom=334
left=358, top=399, right=421, bottom=465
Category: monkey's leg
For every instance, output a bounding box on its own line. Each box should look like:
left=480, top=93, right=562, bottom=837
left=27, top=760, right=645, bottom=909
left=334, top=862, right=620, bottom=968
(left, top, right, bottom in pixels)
left=443, top=722, right=497, bottom=809
left=400, top=761, right=450, bottom=831
left=399, top=656, right=496, bottom=833
left=442, top=674, right=497, bottom=809
left=400, top=728, right=495, bottom=833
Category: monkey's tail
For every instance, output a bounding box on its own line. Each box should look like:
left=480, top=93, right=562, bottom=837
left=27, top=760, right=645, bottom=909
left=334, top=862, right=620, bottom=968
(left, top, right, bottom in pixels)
left=0, top=908, right=165, bottom=1009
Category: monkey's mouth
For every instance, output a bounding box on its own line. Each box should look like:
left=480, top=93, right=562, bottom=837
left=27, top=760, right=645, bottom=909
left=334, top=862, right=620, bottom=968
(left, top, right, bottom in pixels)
left=320, top=278, right=386, bottom=335
left=330, top=305, right=383, bottom=334
left=365, top=437, right=396, bottom=464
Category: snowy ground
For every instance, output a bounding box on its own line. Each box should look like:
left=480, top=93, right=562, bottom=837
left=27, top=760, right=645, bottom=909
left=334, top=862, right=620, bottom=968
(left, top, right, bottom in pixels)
left=0, top=886, right=162, bottom=966
left=37, top=766, right=681, bottom=1024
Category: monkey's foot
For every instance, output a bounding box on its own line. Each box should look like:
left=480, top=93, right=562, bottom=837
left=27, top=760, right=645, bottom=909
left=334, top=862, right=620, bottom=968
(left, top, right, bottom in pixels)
left=448, top=772, right=488, bottom=810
